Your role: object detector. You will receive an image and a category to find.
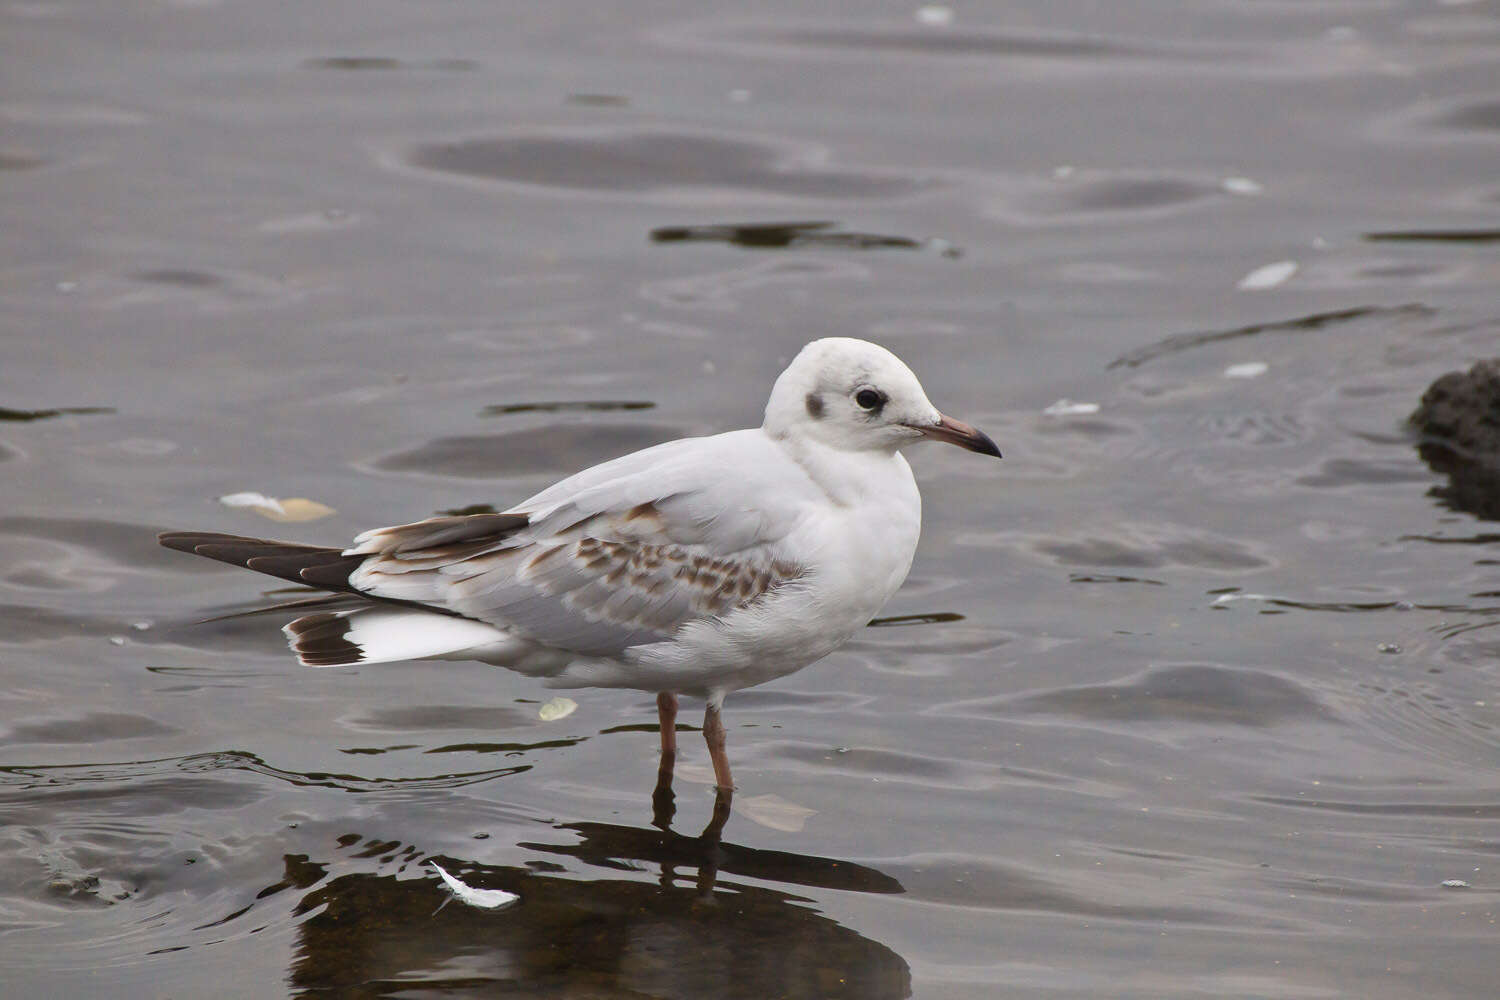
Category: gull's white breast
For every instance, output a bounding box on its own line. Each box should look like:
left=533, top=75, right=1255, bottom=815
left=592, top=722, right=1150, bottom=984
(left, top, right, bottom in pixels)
left=547, top=437, right=924, bottom=696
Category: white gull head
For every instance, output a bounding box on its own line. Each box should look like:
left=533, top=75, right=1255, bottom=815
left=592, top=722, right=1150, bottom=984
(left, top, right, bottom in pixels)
left=763, top=337, right=1001, bottom=458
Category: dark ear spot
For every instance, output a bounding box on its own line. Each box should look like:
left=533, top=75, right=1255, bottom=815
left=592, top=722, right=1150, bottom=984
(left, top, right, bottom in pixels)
left=805, top=393, right=824, bottom=419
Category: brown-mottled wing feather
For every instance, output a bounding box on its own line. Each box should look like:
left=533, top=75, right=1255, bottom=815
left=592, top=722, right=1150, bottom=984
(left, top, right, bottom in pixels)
left=348, top=502, right=804, bottom=657
left=366, top=512, right=530, bottom=557
left=161, top=495, right=801, bottom=659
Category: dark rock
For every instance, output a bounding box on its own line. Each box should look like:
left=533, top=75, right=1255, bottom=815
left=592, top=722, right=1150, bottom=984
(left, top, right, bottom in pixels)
left=1410, top=359, right=1500, bottom=520
left=1412, top=360, right=1500, bottom=456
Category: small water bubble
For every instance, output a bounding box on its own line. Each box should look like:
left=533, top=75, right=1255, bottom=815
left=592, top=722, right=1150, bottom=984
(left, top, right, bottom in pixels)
left=1441, top=879, right=1470, bottom=889
left=834, top=746, right=850, bottom=754
left=473, top=832, right=490, bottom=840
left=1394, top=601, right=1414, bottom=611
left=1376, top=642, right=1402, bottom=654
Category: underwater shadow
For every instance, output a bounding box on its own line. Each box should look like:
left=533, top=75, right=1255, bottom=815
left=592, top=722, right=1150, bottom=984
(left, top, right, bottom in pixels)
left=286, top=765, right=910, bottom=999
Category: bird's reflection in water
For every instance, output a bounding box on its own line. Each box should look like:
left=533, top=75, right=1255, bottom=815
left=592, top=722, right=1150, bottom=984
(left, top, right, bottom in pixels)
left=287, top=763, right=911, bottom=999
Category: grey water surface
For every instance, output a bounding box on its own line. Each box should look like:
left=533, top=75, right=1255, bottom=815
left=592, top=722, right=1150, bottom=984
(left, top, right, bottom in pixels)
left=2, top=1, right=1498, bottom=997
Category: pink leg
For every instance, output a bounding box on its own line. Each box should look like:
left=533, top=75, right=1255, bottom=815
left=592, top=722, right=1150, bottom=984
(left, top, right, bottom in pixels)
left=657, top=691, right=678, bottom=755
left=702, top=699, right=734, bottom=792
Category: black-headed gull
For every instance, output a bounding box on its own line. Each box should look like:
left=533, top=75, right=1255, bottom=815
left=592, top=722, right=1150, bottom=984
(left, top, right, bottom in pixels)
left=160, top=337, right=1000, bottom=792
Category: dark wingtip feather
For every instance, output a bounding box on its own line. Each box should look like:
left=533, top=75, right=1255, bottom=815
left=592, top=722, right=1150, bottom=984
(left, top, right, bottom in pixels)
left=299, top=557, right=366, bottom=591
left=158, top=529, right=360, bottom=592
left=158, top=530, right=244, bottom=554
left=246, top=550, right=359, bottom=581
left=388, top=512, right=530, bottom=553
left=158, top=527, right=475, bottom=622
left=158, top=530, right=191, bottom=551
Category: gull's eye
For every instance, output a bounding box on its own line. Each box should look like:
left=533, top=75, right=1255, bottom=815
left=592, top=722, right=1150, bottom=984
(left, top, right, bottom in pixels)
left=854, top=388, right=886, bottom=412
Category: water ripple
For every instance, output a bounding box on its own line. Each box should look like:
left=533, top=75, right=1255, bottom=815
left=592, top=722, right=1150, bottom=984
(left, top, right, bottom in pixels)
left=1108, top=304, right=1434, bottom=370
left=974, top=524, right=1272, bottom=573
left=369, top=424, right=686, bottom=479
left=403, top=129, right=940, bottom=201
left=992, top=664, right=1334, bottom=728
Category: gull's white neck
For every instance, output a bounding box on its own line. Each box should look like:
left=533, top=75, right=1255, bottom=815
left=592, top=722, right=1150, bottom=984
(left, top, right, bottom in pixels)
left=765, top=426, right=915, bottom=509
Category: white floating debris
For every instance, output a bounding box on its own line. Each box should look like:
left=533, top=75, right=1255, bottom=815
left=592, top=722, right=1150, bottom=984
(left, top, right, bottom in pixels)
left=1440, top=879, right=1470, bottom=889
left=1212, top=592, right=1278, bottom=606
left=131, top=621, right=152, bottom=631
left=915, top=5, right=954, bottom=26
left=1052, top=164, right=1075, bottom=180
left=538, top=696, right=577, bottom=722
left=429, top=861, right=519, bottom=910
left=218, top=492, right=336, bottom=523
left=109, top=636, right=126, bottom=646
left=1043, top=399, right=1100, bottom=417
left=257, top=210, right=361, bottom=234
left=739, top=793, right=817, bottom=833
left=1222, top=176, right=1263, bottom=196
left=1376, top=642, right=1402, bottom=654
left=220, top=492, right=286, bottom=516
left=1237, top=260, right=1298, bottom=291
left=1223, top=362, right=1268, bottom=379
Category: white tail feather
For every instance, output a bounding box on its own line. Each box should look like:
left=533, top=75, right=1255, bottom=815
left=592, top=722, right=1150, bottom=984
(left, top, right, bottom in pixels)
left=284, top=608, right=506, bottom=667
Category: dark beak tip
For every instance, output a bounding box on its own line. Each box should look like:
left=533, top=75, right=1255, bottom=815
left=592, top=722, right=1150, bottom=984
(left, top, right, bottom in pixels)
left=919, top=414, right=1002, bottom=459
left=973, top=433, right=1002, bottom=459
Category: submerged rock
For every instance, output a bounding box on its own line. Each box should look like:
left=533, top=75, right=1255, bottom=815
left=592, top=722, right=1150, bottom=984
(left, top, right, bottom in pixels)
left=1410, top=359, right=1500, bottom=520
